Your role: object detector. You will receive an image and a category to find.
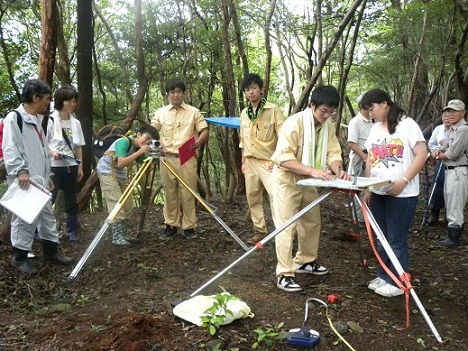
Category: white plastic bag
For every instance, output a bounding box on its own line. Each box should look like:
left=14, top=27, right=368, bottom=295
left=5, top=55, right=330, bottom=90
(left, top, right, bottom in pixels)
left=173, top=292, right=254, bottom=326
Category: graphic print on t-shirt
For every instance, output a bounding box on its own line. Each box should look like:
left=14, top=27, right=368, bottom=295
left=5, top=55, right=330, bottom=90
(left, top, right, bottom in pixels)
left=369, top=138, right=403, bottom=168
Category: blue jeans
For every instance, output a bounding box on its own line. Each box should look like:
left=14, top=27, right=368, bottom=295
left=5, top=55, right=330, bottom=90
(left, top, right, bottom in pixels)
left=370, top=194, right=418, bottom=287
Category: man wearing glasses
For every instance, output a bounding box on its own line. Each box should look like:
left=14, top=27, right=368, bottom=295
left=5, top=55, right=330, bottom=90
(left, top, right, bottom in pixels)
left=434, top=99, right=468, bottom=247
left=271, top=85, right=350, bottom=292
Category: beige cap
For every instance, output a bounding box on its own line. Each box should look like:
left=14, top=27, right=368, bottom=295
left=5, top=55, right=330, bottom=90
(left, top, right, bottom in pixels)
left=443, top=99, right=465, bottom=111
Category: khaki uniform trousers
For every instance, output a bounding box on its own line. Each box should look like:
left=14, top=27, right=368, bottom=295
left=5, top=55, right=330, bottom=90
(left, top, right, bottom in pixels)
left=244, top=157, right=275, bottom=234
left=273, top=170, right=321, bottom=277
left=161, top=155, right=197, bottom=230
left=98, top=173, right=133, bottom=222
left=444, top=167, right=468, bottom=227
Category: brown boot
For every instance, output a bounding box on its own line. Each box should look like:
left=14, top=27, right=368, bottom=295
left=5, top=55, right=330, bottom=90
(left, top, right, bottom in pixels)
left=247, top=232, right=266, bottom=245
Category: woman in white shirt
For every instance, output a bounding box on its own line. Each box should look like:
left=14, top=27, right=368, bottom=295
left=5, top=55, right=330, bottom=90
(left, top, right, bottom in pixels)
left=47, top=86, right=85, bottom=241
left=361, top=89, right=427, bottom=297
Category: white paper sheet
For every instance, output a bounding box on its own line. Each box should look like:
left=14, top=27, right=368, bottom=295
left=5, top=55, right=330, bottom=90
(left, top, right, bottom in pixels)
left=297, top=176, right=391, bottom=190
left=0, top=179, right=51, bottom=224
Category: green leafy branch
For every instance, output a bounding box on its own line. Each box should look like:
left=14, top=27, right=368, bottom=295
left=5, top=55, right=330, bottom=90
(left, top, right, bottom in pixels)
left=200, top=287, right=240, bottom=336
left=252, top=322, right=288, bottom=350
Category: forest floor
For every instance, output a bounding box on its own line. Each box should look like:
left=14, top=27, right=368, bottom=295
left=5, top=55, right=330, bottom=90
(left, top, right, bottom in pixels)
left=0, top=188, right=467, bottom=351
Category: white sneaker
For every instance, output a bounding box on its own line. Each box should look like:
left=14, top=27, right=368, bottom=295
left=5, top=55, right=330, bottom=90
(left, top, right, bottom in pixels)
left=367, top=277, right=386, bottom=291
left=374, top=283, right=404, bottom=297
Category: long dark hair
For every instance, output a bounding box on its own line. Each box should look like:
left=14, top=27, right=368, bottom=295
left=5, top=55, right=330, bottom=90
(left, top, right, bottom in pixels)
left=360, top=89, right=405, bottom=134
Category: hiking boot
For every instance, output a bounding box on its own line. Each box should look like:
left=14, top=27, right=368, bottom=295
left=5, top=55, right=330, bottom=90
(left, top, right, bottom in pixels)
left=368, top=277, right=387, bottom=291
left=112, top=223, right=132, bottom=248
left=374, top=283, right=404, bottom=297
left=160, top=225, right=177, bottom=240
left=277, top=276, right=302, bottom=292
left=296, top=261, right=329, bottom=275
left=183, top=228, right=197, bottom=239
left=247, top=232, right=265, bottom=245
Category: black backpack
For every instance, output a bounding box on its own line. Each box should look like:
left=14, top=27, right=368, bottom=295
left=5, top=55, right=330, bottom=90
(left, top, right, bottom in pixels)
left=92, top=125, right=131, bottom=158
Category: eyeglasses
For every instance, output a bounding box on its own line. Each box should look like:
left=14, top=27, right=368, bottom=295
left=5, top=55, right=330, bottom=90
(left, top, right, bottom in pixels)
left=444, top=110, right=463, bottom=114
left=317, top=108, right=337, bottom=117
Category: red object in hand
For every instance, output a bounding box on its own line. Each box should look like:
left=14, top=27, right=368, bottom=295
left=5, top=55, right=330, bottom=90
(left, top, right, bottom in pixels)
left=328, top=294, right=339, bottom=304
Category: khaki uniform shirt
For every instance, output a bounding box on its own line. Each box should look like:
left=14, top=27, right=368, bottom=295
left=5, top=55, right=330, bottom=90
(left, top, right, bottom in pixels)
left=239, top=101, right=284, bottom=160
left=271, top=111, right=342, bottom=172
left=151, top=102, right=208, bottom=154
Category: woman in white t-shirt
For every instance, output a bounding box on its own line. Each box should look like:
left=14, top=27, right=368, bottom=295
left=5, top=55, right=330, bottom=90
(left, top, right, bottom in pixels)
left=47, top=86, right=85, bottom=241
left=361, top=89, right=427, bottom=298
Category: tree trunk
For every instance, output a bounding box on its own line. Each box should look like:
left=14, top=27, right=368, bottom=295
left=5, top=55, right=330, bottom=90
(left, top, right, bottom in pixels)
left=454, top=12, right=468, bottom=103
left=263, top=0, right=277, bottom=98
left=76, top=0, right=94, bottom=192
left=227, top=0, right=248, bottom=78
left=77, top=0, right=148, bottom=208
left=0, top=8, right=21, bottom=101
left=55, top=1, right=71, bottom=85
left=38, top=0, right=58, bottom=87
left=220, top=0, right=240, bottom=202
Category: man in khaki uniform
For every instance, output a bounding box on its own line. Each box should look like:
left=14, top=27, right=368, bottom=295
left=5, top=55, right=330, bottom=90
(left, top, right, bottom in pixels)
left=239, top=74, right=285, bottom=244
left=271, top=85, right=349, bottom=292
left=151, top=80, right=209, bottom=240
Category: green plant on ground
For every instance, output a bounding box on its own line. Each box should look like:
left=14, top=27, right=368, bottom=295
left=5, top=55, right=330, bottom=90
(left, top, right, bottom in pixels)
left=252, top=322, right=288, bottom=350
left=200, top=286, right=239, bottom=336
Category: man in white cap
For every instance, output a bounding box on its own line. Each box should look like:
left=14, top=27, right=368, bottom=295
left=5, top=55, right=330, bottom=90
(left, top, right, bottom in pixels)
left=347, top=93, right=373, bottom=225
left=434, top=99, right=468, bottom=247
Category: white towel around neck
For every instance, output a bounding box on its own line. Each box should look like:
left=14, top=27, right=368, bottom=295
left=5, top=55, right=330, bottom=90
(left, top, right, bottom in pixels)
left=301, top=108, right=328, bottom=169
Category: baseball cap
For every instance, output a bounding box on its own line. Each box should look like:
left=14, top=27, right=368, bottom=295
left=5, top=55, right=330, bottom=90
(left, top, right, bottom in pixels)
left=442, top=99, right=465, bottom=111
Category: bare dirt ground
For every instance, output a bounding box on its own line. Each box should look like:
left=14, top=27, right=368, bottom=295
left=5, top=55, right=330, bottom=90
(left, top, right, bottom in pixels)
left=0, top=189, right=467, bottom=351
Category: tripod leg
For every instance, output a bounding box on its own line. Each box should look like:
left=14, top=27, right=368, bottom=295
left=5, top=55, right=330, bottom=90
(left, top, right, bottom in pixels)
left=348, top=192, right=366, bottom=266
left=137, top=161, right=159, bottom=236
left=68, top=158, right=154, bottom=280
left=162, top=159, right=249, bottom=251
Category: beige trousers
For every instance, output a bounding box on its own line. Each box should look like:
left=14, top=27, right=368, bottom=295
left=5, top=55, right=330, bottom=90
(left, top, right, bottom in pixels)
left=161, top=156, right=198, bottom=230
left=273, top=169, right=321, bottom=277
left=244, top=157, right=275, bottom=234
left=98, top=173, right=133, bottom=222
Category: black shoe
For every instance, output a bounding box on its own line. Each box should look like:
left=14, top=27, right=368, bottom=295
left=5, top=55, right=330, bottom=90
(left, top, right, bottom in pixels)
left=160, top=225, right=177, bottom=240
left=277, top=276, right=302, bottom=292
left=183, top=228, right=197, bottom=239
left=437, top=237, right=459, bottom=248
left=11, top=247, right=38, bottom=275
left=11, top=258, right=38, bottom=275
left=42, top=240, right=75, bottom=265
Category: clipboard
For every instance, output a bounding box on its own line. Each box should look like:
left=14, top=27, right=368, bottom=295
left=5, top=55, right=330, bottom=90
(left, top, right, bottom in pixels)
left=0, top=178, right=52, bottom=224
left=178, top=136, right=196, bottom=166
